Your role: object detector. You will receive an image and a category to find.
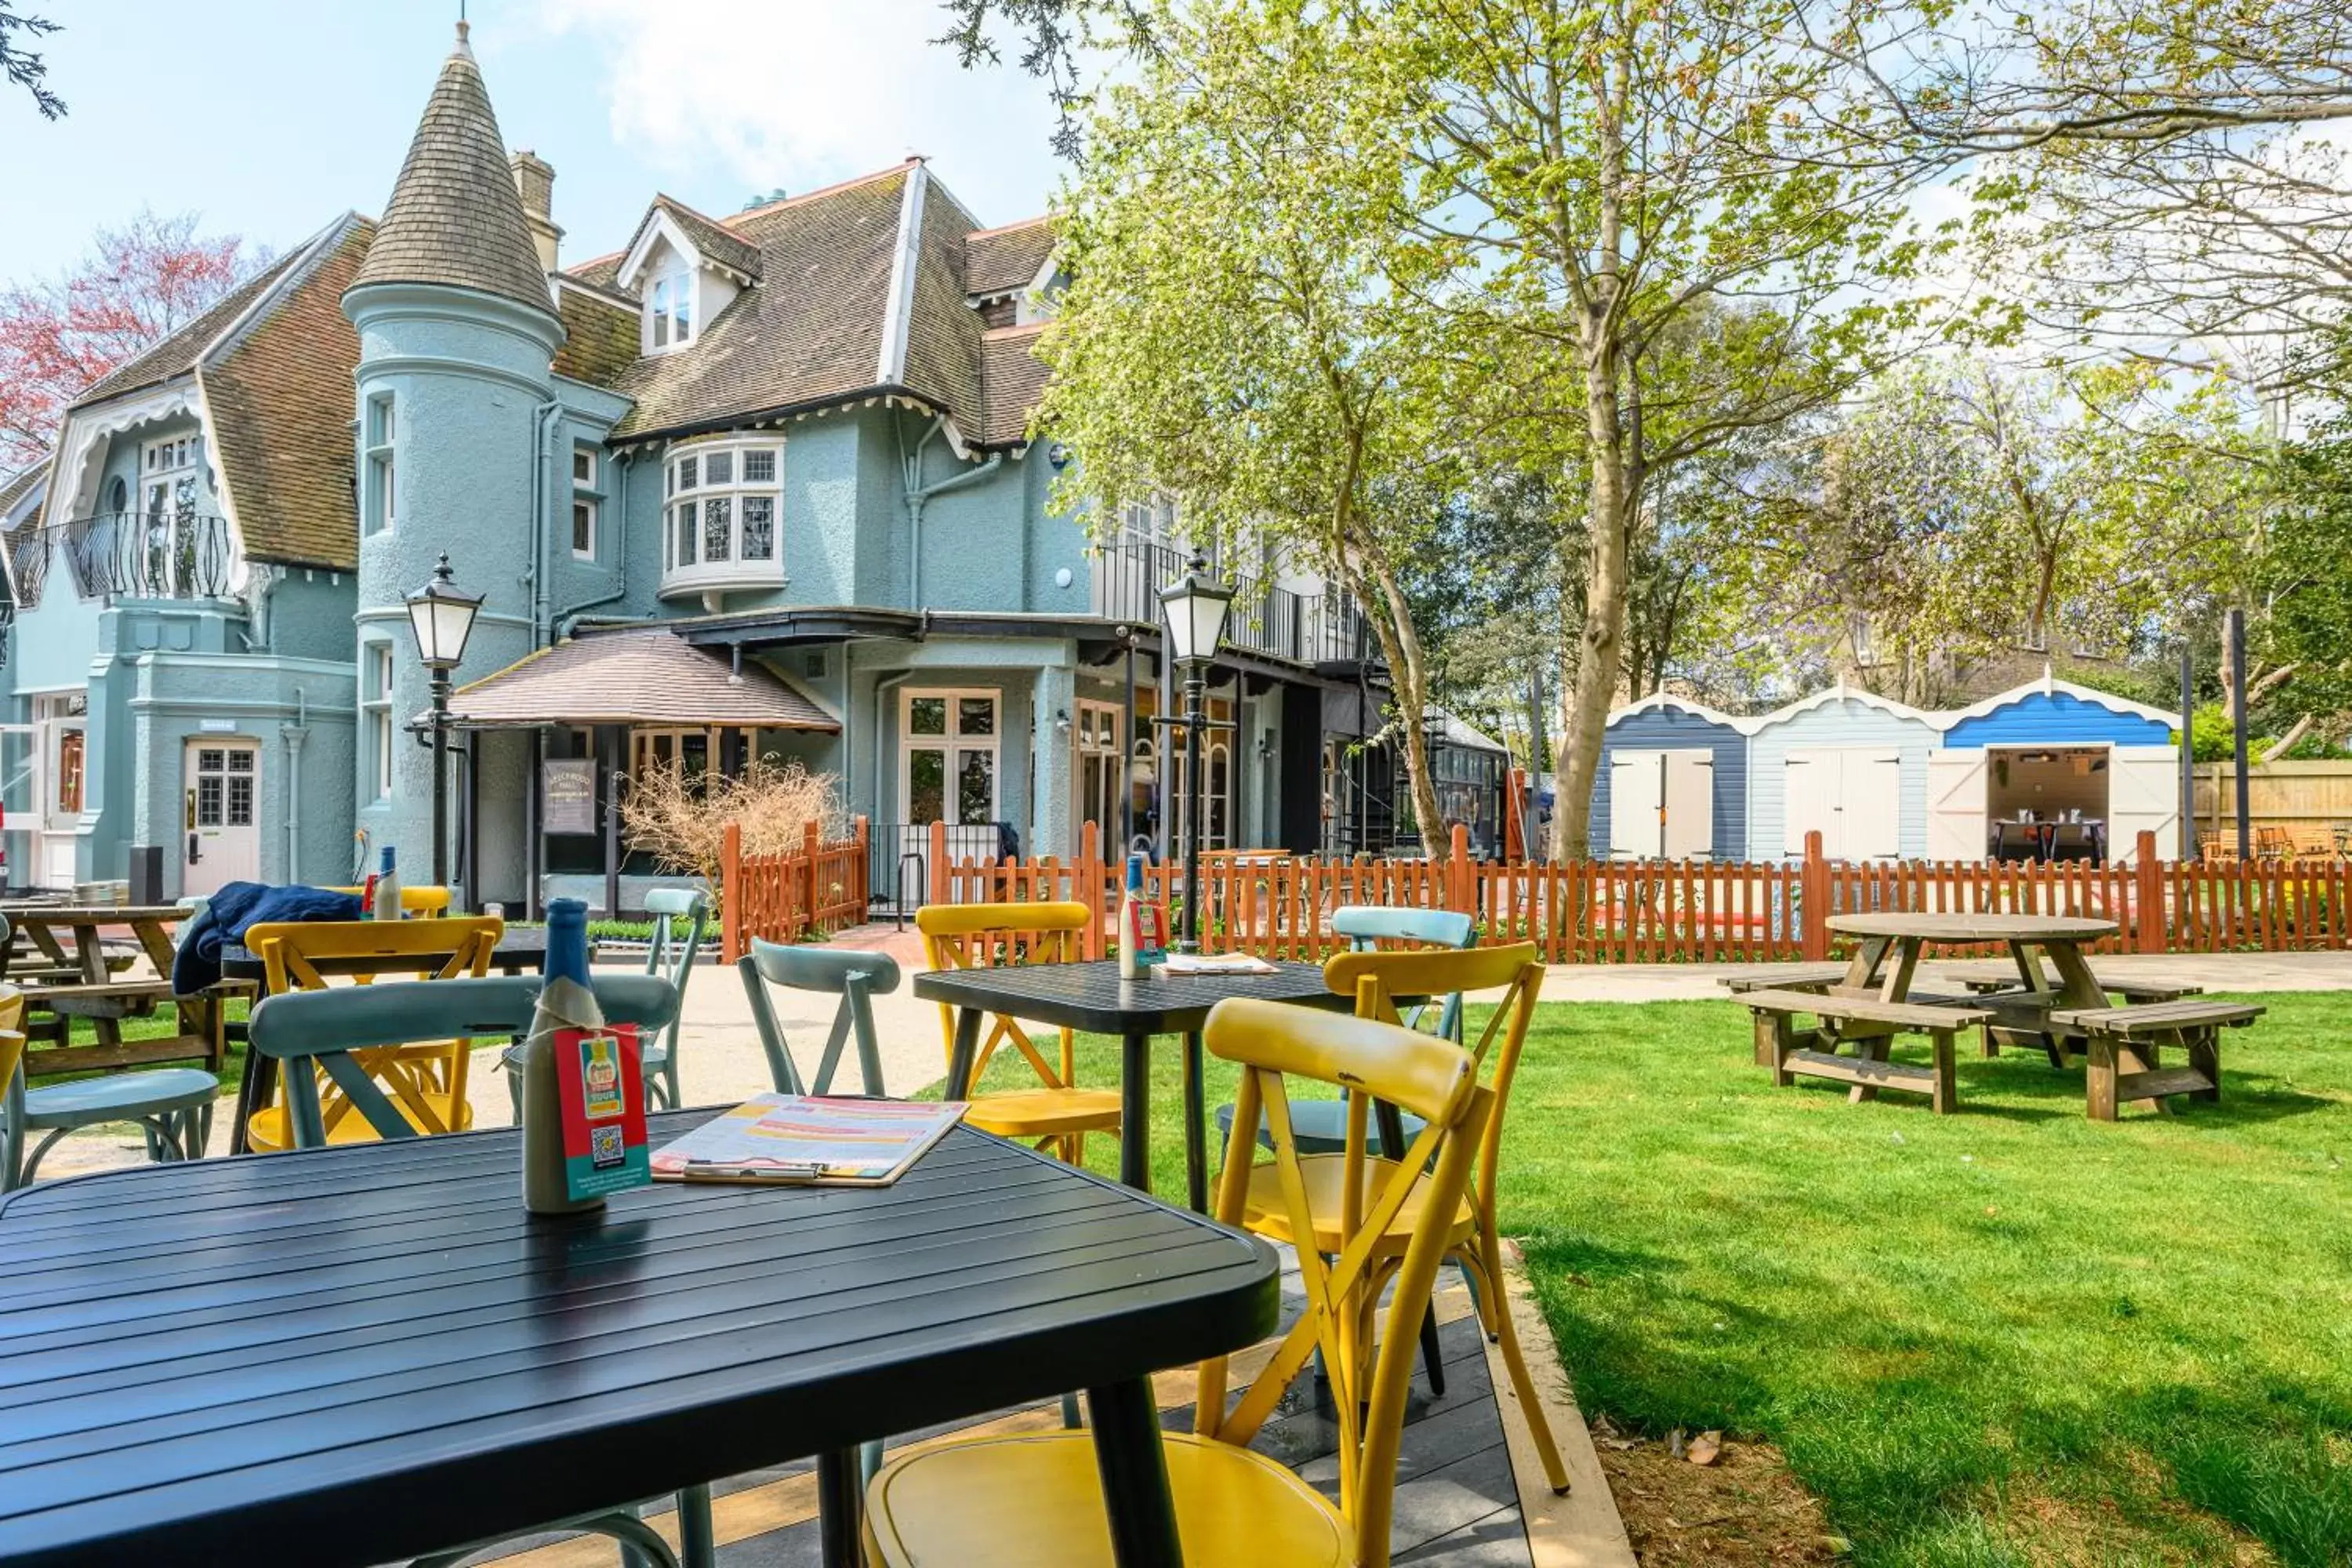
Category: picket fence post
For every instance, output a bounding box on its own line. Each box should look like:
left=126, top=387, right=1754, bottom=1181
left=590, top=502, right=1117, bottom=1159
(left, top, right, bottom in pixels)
left=1080, top=820, right=1104, bottom=958
left=2135, top=830, right=2165, bottom=953
left=1800, top=829, right=1830, bottom=962
left=928, top=820, right=949, bottom=906
left=720, top=820, right=744, bottom=963
left=852, top=816, right=869, bottom=914
left=1447, top=825, right=1474, bottom=923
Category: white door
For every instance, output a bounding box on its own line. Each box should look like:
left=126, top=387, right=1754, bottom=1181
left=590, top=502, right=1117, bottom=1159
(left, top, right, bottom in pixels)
left=1926, top=749, right=1989, bottom=861
left=1609, top=750, right=1663, bottom=860
left=2108, top=745, right=2181, bottom=863
left=1782, top=749, right=1836, bottom=856
left=1661, top=750, right=1715, bottom=859
left=1786, top=747, right=1903, bottom=860
left=183, top=741, right=261, bottom=895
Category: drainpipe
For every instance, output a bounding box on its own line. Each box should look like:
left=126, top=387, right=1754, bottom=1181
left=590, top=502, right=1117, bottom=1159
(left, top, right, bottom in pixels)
left=555, top=448, right=633, bottom=633
left=281, top=686, right=307, bottom=884
left=899, top=415, right=1001, bottom=607
left=528, top=399, right=563, bottom=647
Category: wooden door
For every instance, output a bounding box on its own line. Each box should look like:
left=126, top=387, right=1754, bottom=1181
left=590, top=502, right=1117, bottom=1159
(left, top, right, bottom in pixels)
left=1925, top=749, right=1988, bottom=861
left=2107, top=745, right=2180, bottom=862
left=1661, top=750, right=1715, bottom=859
left=183, top=740, right=261, bottom=895
left=1609, top=750, right=1663, bottom=860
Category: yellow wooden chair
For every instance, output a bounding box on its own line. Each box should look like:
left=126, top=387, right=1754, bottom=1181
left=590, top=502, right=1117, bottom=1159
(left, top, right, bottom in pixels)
left=915, top=902, right=1120, bottom=1162
left=240, top=916, right=502, bottom=1152
left=862, top=999, right=1493, bottom=1568
left=326, top=884, right=455, bottom=916
left=1260, top=942, right=1571, bottom=1494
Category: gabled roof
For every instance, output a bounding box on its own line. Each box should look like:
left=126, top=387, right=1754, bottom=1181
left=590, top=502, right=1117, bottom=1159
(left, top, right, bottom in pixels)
left=619, top=195, right=764, bottom=288
left=199, top=214, right=376, bottom=571
left=1751, top=679, right=1940, bottom=731
left=1606, top=690, right=1763, bottom=734
left=67, top=251, right=306, bottom=410
left=1935, top=672, right=2180, bottom=728
left=346, top=24, right=555, bottom=319
left=443, top=629, right=840, bottom=730
left=964, top=218, right=1054, bottom=298
left=0, top=463, right=45, bottom=532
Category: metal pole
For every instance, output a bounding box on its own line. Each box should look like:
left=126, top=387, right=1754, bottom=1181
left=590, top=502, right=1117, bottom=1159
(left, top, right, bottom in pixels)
left=2228, top=608, right=2252, bottom=860
left=1122, top=630, right=1137, bottom=853
left=1179, top=660, right=1205, bottom=951
left=2178, top=644, right=2196, bottom=860
left=430, top=673, right=452, bottom=887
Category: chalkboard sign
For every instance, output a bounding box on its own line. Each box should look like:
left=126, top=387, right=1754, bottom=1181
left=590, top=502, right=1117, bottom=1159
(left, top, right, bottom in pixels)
left=543, top=759, right=597, bottom=836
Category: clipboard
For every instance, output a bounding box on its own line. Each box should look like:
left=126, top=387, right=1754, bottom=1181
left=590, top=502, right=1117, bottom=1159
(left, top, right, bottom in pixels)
left=651, top=1094, right=967, bottom=1187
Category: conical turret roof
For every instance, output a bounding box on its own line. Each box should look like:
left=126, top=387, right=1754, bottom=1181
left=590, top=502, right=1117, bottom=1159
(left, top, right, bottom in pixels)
left=348, top=24, right=555, bottom=318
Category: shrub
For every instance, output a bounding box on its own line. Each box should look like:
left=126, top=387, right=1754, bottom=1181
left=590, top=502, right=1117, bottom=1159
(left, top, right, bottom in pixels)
left=619, top=758, right=846, bottom=888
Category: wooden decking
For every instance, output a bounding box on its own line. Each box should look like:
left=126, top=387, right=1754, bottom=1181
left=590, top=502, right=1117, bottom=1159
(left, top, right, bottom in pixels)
left=478, top=1253, right=1624, bottom=1566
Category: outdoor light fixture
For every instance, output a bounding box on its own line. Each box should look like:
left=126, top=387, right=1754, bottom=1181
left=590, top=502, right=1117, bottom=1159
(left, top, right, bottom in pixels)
left=1158, top=552, right=1235, bottom=952
left=405, top=553, right=484, bottom=889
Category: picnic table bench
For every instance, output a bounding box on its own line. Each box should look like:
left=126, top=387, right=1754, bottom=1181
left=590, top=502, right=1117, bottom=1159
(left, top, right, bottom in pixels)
left=2049, top=999, right=2263, bottom=1121
left=1929, top=960, right=2201, bottom=1005
left=1742, top=987, right=1992, bottom=1114
left=1719, top=963, right=1851, bottom=996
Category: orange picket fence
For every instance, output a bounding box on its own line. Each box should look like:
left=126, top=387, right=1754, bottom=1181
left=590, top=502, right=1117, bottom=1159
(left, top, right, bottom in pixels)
left=887, top=822, right=2352, bottom=965
left=719, top=818, right=869, bottom=959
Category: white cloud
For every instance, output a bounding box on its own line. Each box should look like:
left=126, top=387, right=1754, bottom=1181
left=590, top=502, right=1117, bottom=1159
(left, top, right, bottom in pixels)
left=532, top=0, right=1069, bottom=225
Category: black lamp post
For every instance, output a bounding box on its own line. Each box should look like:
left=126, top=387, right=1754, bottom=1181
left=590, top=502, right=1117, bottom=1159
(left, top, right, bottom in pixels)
left=1158, top=553, right=1233, bottom=951
left=405, top=553, right=483, bottom=888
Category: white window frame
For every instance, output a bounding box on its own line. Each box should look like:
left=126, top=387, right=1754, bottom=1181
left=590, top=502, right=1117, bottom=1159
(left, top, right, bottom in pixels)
left=648, top=267, right=695, bottom=351
left=572, top=447, right=601, bottom=561
left=662, top=439, right=782, bottom=588
left=901, top=688, right=1000, bottom=828
left=363, top=643, right=394, bottom=800
left=364, top=393, right=396, bottom=535
left=1074, top=699, right=1123, bottom=840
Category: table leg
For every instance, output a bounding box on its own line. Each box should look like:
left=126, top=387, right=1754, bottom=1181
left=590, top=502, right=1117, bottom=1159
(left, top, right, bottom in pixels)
left=1181, top=1029, right=1207, bottom=1213
left=816, top=1448, right=863, bottom=1568
left=1087, top=1377, right=1185, bottom=1568
left=1120, top=1031, right=1152, bottom=1192
left=71, top=920, right=125, bottom=1056
left=1838, top=935, right=1892, bottom=993
left=946, top=1005, right=985, bottom=1100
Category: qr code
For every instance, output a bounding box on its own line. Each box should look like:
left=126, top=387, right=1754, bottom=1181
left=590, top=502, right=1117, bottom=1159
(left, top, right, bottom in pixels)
left=590, top=1123, right=626, bottom=1169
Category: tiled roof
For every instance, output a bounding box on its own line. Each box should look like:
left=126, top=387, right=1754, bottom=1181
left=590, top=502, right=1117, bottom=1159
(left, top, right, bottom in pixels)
left=347, top=27, right=556, bottom=319
left=68, top=252, right=303, bottom=409
left=902, top=177, right=985, bottom=430
left=964, top=218, right=1054, bottom=298
left=979, top=324, right=1051, bottom=447
left=648, top=196, right=763, bottom=282
left=0, top=463, right=45, bottom=528
left=608, top=165, right=913, bottom=438
left=199, top=216, right=375, bottom=571
left=566, top=252, right=625, bottom=291
left=551, top=281, right=641, bottom=388
left=445, top=629, right=840, bottom=730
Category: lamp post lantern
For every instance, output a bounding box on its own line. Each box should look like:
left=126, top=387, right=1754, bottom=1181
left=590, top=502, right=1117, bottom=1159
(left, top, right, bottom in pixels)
left=1158, top=553, right=1234, bottom=952
left=404, top=552, right=483, bottom=888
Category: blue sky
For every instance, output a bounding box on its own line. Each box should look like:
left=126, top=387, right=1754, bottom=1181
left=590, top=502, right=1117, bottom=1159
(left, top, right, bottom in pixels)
left=3, top=0, right=1069, bottom=283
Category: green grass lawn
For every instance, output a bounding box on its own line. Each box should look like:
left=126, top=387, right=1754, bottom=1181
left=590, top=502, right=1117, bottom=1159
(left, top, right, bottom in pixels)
left=972, top=993, right=2352, bottom=1566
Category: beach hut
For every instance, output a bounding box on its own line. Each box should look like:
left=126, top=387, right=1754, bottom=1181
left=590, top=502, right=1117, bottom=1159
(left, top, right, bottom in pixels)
left=1927, top=674, right=2180, bottom=863
left=1592, top=692, right=1755, bottom=860
left=1747, top=682, right=1942, bottom=862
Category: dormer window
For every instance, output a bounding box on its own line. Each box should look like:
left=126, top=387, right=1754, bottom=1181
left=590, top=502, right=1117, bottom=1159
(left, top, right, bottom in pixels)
left=650, top=268, right=694, bottom=349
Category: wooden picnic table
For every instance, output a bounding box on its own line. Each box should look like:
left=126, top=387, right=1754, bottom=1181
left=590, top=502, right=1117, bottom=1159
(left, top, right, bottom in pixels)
left=0, top=903, right=228, bottom=1076
left=0, top=1114, right=1279, bottom=1568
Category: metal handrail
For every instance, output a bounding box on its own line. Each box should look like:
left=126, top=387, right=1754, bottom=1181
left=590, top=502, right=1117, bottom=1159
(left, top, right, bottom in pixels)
left=1087, top=540, right=1374, bottom=666
left=64, top=510, right=238, bottom=600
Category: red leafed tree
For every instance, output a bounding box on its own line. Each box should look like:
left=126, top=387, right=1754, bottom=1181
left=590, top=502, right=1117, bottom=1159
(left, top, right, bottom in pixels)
left=0, top=211, right=261, bottom=479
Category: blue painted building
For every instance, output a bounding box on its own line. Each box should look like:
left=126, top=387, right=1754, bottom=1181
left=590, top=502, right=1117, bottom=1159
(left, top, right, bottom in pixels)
left=1926, top=675, right=2180, bottom=862
left=1590, top=693, right=1753, bottom=860
left=1747, top=684, right=1943, bottom=862
left=0, top=24, right=1370, bottom=908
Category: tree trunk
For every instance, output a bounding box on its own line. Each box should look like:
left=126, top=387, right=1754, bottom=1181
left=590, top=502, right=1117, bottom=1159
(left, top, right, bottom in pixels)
left=1362, top=554, right=1449, bottom=859
left=1553, top=356, right=1632, bottom=862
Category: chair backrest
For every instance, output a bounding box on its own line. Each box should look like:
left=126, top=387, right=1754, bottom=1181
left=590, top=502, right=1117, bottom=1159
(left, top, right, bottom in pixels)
left=914, top=902, right=1089, bottom=1089
left=1324, top=943, right=1544, bottom=1220
left=1194, top=998, right=1490, bottom=1568
left=0, top=984, right=23, bottom=1102
left=244, top=915, right=503, bottom=992
left=249, top=975, right=679, bottom=1146
left=641, top=888, right=710, bottom=984
left=737, top=939, right=901, bottom=1095
left=1330, top=905, right=1475, bottom=1037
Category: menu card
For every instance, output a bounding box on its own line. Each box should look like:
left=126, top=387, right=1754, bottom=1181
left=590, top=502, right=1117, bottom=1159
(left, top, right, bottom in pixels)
left=652, top=1094, right=967, bottom=1186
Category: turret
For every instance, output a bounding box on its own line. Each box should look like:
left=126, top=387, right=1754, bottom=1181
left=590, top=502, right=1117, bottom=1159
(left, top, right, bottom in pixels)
left=343, top=20, right=564, bottom=895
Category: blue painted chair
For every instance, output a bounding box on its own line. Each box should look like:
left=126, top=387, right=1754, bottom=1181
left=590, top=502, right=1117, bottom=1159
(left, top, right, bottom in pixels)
left=638, top=888, right=710, bottom=1110
left=247, top=972, right=716, bottom=1568
left=736, top=939, right=898, bottom=1097
left=0, top=980, right=220, bottom=1192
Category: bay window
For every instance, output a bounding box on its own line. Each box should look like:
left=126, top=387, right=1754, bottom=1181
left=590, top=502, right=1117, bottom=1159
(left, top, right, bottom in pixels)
left=662, top=438, right=783, bottom=589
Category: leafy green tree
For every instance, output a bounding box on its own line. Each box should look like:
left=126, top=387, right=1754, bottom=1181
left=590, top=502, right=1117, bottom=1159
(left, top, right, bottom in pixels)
left=2267, top=415, right=2352, bottom=746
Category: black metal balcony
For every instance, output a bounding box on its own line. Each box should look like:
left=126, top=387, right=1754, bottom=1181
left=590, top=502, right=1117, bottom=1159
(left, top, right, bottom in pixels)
left=1088, top=540, right=1374, bottom=666
left=7, top=512, right=238, bottom=607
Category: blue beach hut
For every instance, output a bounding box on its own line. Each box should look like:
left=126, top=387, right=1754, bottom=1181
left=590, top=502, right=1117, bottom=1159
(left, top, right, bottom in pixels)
left=1591, top=692, right=1755, bottom=860
left=1747, top=683, right=1943, bottom=862
left=1927, top=674, right=2180, bottom=863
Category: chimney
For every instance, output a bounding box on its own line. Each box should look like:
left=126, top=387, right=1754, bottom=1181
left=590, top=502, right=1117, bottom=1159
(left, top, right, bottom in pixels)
left=510, top=149, right=564, bottom=272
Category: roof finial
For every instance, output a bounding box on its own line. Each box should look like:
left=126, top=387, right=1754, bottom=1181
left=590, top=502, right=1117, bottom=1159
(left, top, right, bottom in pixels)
left=456, top=1, right=471, bottom=52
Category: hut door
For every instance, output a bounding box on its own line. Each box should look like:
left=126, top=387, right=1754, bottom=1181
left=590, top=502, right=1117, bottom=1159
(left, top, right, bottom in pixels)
left=1661, top=750, right=1714, bottom=859
left=1608, top=752, right=1664, bottom=860
left=2107, top=746, right=2180, bottom=863
left=1926, top=750, right=1988, bottom=861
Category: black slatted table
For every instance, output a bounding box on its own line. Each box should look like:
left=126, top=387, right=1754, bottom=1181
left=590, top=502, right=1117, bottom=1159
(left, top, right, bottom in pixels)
left=912, top=958, right=1358, bottom=1207
left=0, top=1112, right=1279, bottom=1568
